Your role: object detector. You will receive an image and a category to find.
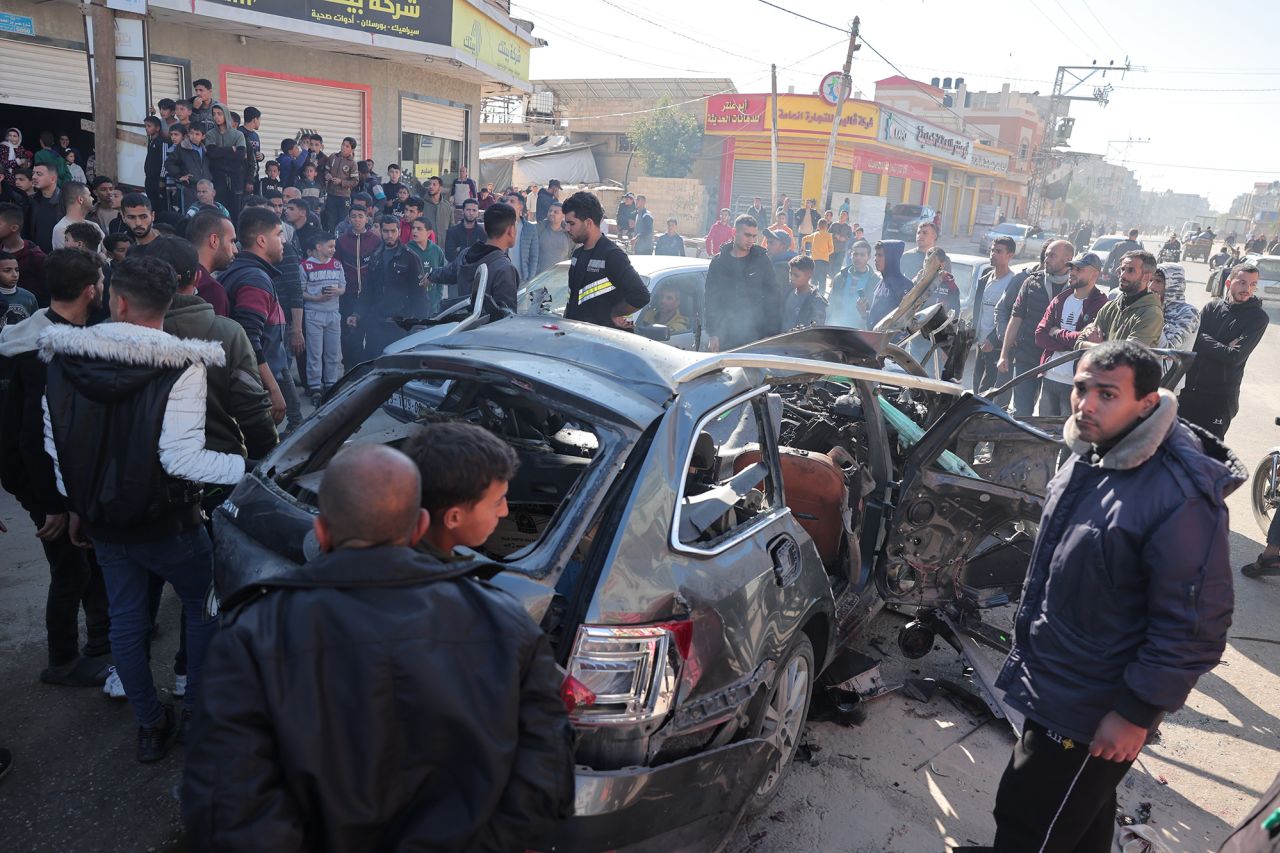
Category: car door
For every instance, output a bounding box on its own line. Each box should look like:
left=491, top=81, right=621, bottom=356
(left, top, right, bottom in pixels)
left=874, top=393, right=1062, bottom=607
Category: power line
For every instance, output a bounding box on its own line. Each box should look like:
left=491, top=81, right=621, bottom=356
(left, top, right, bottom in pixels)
left=1078, top=0, right=1128, bottom=57
left=857, top=34, right=978, bottom=135
left=1121, top=159, right=1280, bottom=174
left=595, top=0, right=760, bottom=64
left=1046, top=0, right=1106, bottom=56
left=753, top=0, right=848, bottom=34
left=1026, top=0, right=1093, bottom=57
left=548, top=38, right=848, bottom=121
left=529, top=17, right=726, bottom=75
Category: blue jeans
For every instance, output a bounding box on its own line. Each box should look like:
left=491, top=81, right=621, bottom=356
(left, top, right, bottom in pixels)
left=1011, top=352, right=1043, bottom=418
left=94, top=527, right=217, bottom=727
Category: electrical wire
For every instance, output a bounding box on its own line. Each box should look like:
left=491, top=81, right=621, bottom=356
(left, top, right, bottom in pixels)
left=857, top=34, right=979, bottom=135
left=547, top=38, right=848, bottom=121
left=595, top=0, right=760, bottom=64
left=1078, top=0, right=1128, bottom=57
left=1118, top=159, right=1280, bottom=174
left=529, top=17, right=726, bottom=75
left=1025, top=0, right=1093, bottom=58
left=753, top=0, right=849, bottom=34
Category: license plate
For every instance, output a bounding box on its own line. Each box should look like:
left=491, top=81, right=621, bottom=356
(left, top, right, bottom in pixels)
left=387, top=391, right=410, bottom=412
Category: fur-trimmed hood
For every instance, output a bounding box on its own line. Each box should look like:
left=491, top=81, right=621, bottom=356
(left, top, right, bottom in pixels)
left=39, top=322, right=225, bottom=405
left=1064, top=388, right=1247, bottom=502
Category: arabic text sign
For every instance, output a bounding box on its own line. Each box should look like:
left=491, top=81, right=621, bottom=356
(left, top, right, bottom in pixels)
left=773, top=94, right=878, bottom=139
left=451, top=0, right=531, bottom=81
left=970, top=148, right=1010, bottom=175
left=0, top=12, right=35, bottom=35
left=210, top=0, right=452, bottom=45
left=850, top=152, right=930, bottom=183
left=878, top=108, right=972, bottom=165
left=704, top=94, right=768, bottom=133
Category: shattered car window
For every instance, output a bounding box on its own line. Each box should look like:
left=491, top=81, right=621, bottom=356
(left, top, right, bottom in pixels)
left=278, top=374, right=613, bottom=562
left=677, top=394, right=779, bottom=548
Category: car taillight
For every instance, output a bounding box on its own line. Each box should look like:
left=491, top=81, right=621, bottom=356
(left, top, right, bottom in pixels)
left=565, top=623, right=687, bottom=726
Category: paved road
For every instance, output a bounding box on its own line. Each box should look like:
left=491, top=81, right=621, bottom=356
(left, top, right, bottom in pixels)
left=729, top=247, right=1280, bottom=852
left=0, top=248, right=1275, bottom=852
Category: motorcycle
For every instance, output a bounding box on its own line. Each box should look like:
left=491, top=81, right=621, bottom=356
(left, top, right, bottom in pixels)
left=1253, top=417, right=1280, bottom=539
left=1159, top=244, right=1182, bottom=263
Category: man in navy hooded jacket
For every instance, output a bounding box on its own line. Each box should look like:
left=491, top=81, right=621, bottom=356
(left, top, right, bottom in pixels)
left=985, top=340, right=1242, bottom=853
left=865, top=240, right=913, bottom=329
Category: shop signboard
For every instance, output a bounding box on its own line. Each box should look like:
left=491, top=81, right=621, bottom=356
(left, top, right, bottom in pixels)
left=705, top=94, right=877, bottom=139
left=851, top=151, right=930, bottom=183
left=451, top=0, right=531, bottom=81
left=970, top=148, right=1011, bottom=175
left=0, top=12, right=35, bottom=34
left=705, top=94, right=769, bottom=133
left=878, top=108, right=973, bottom=165
left=209, top=0, right=452, bottom=45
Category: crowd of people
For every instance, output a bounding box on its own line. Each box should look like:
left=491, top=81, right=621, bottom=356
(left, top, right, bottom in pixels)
left=1, top=76, right=1277, bottom=846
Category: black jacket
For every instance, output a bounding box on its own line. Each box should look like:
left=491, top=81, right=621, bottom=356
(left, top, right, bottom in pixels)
left=432, top=241, right=521, bottom=316
left=705, top=243, right=781, bottom=348
left=445, top=221, right=486, bottom=263
left=27, top=190, right=61, bottom=254
left=565, top=235, right=650, bottom=327
left=144, top=134, right=164, bottom=184
left=164, top=143, right=213, bottom=208
left=358, top=242, right=425, bottom=321
left=0, top=308, right=74, bottom=515
left=182, top=545, right=575, bottom=852
left=1184, top=296, right=1269, bottom=396
left=1001, top=267, right=1058, bottom=362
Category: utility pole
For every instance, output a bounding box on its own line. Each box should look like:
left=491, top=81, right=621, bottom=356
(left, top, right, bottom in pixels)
left=820, top=16, right=859, bottom=211
left=770, top=63, right=779, bottom=214
left=1026, top=59, right=1141, bottom=226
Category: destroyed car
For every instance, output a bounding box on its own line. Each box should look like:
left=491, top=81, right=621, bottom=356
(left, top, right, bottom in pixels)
left=209, top=305, right=1189, bottom=852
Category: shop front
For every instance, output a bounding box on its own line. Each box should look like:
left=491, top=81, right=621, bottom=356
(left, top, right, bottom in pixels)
left=2, top=0, right=534, bottom=188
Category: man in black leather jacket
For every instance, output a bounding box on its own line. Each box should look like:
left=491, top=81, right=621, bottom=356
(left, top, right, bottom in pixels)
left=182, top=444, right=574, bottom=852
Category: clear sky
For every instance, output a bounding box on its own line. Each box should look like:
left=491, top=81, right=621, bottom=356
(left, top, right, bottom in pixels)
left=513, top=0, right=1279, bottom=210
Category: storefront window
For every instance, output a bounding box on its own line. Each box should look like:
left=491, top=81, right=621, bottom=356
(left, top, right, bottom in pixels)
left=401, top=133, right=461, bottom=190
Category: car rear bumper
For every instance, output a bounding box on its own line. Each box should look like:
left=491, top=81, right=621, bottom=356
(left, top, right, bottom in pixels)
left=537, top=739, right=778, bottom=853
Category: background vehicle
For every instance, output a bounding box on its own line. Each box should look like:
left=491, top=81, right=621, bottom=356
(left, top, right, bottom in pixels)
left=943, top=252, right=992, bottom=321
left=978, top=222, right=1051, bottom=259
left=882, top=204, right=940, bottom=239
left=1185, top=234, right=1215, bottom=263
left=1208, top=254, right=1280, bottom=301
left=211, top=319, right=1064, bottom=852
left=1254, top=417, right=1280, bottom=539
left=1087, top=233, right=1132, bottom=289
left=519, top=255, right=711, bottom=350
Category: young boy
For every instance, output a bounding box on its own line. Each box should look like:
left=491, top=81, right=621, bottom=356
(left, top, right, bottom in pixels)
left=62, top=221, right=103, bottom=255
left=295, top=162, right=322, bottom=200
left=260, top=161, right=283, bottom=196
left=405, top=421, right=518, bottom=560
left=0, top=250, right=38, bottom=329
left=298, top=228, right=345, bottom=405
left=104, top=233, right=130, bottom=267
left=782, top=255, right=827, bottom=331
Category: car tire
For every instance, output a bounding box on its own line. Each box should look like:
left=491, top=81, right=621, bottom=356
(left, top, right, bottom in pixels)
left=746, top=633, right=815, bottom=815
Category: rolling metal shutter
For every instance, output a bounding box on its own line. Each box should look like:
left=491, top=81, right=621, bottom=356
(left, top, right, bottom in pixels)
left=830, top=166, right=853, bottom=197
left=858, top=170, right=882, bottom=195
left=150, top=62, right=186, bottom=104
left=224, top=72, right=365, bottom=157
left=730, top=160, right=803, bottom=213
left=886, top=176, right=906, bottom=204
left=908, top=179, right=926, bottom=205
left=0, top=39, right=90, bottom=112
left=401, top=98, right=466, bottom=142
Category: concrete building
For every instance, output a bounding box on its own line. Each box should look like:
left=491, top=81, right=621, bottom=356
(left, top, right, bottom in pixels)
left=873, top=77, right=1058, bottom=223
left=481, top=77, right=733, bottom=190
left=1141, top=189, right=1213, bottom=232
left=1062, top=153, right=1143, bottom=229
left=1228, top=181, right=1280, bottom=231
left=2, top=0, right=536, bottom=190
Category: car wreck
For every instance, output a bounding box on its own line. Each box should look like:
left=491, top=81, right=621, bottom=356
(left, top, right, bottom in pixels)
left=208, top=295, right=1192, bottom=852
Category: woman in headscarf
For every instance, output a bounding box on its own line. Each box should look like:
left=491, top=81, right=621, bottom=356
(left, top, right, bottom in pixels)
left=1152, top=263, right=1199, bottom=351
left=2, top=128, right=32, bottom=182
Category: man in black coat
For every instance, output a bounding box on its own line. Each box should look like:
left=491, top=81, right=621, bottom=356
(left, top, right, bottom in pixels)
left=1179, top=262, right=1269, bottom=438
left=347, top=214, right=424, bottom=359
left=704, top=214, right=782, bottom=351
left=182, top=444, right=574, bottom=851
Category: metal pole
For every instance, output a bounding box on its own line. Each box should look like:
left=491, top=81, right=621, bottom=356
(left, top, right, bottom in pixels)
left=87, top=0, right=118, bottom=182
left=770, top=63, right=778, bottom=217
left=820, top=16, right=859, bottom=211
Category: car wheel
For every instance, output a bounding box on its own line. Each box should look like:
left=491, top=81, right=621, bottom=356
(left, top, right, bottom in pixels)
left=747, top=634, right=814, bottom=814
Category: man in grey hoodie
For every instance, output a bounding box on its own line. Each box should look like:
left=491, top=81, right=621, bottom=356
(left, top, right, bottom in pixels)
left=429, top=201, right=519, bottom=316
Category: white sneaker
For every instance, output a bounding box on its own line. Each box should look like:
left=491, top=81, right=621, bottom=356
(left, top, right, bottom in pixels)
left=102, top=666, right=126, bottom=700
left=173, top=674, right=187, bottom=698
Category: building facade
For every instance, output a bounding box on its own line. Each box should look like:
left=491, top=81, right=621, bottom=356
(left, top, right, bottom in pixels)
left=2, top=0, right=535, bottom=188
left=702, top=91, right=1013, bottom=238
